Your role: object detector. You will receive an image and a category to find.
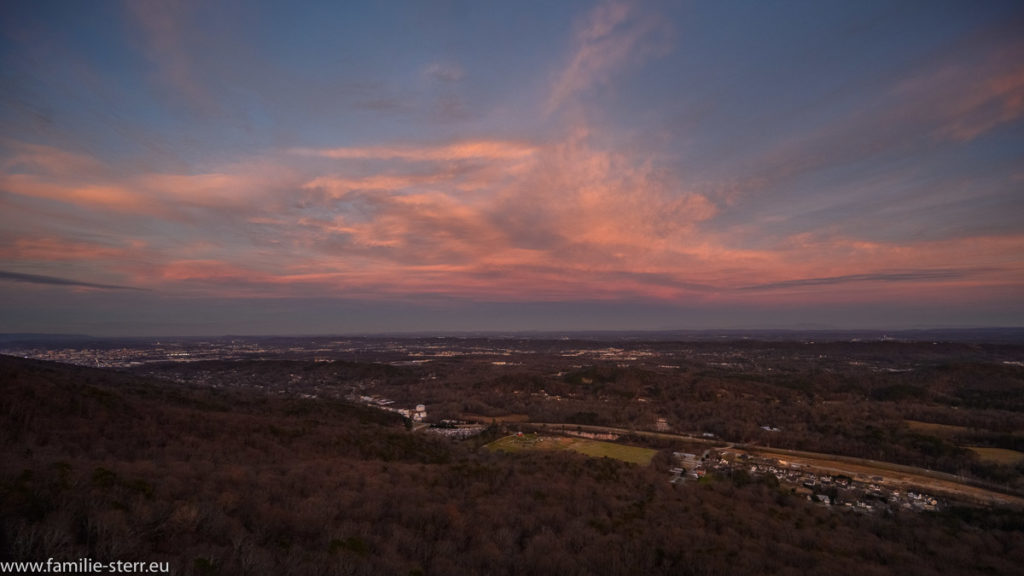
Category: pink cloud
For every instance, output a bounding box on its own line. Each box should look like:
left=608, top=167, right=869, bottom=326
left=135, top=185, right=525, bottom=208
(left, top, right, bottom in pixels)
left=3, top=131, right=1021, bottom=306
left=0, top=236, right=144, bottom=262
left=290, top=140, right=537, bottom=162
left=304, top=173, right=450, bottom=195
left=0, top=142, right=107, bottom=178
left=0, top=174, right=151, bottom=213
left=0, top=148, right=298, bottom=219
left=158, top=259, right=258, bottom=282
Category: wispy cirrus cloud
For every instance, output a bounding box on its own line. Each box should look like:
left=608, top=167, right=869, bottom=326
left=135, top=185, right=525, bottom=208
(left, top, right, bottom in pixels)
left=423, top=61, right=465, bottom=83
left=933, top=66, right=1024, bottom=143
left=0, top=236, right=145, bottom=262
left=1, top=142, right=108, bottom=178
left=738, top=268, right=995, bottom=292
left=895, top=26, right=1024, bottom=144
left=696, top=22, right=1024, bottom=242
left=124, top=0, right=210, bottom=111
left=547, top=0, right=671, bottom=114
left=0, top=270, right=146, bottom=291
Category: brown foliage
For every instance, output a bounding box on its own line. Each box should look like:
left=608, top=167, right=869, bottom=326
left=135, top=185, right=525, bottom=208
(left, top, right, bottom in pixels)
left=2, top=355, right=1024, bottom=575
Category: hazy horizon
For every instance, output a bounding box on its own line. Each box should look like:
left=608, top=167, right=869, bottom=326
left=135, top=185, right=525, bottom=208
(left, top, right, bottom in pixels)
left=4, top=325, right=1024, bottom=342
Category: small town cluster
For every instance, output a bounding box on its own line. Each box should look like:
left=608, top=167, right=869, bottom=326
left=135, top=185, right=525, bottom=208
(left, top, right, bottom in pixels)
left=671, top=451, right=942, bottom=513
left=353, top=393, right=492, bottom=438
left=356, top=394, right=428, bottom=422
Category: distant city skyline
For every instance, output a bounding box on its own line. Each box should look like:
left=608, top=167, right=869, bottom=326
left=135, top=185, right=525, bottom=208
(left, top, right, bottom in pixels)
left=2, top=1, right=1023, bottom=336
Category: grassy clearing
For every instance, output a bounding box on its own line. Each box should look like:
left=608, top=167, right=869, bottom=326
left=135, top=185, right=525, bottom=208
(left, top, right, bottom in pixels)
left=967, top=446, right=1024, bottom=465
left=905, top=420, right=970, bottom=438
left=485, top=433, right=547, bottom=453
left=485, top=434, right=657, bottom=466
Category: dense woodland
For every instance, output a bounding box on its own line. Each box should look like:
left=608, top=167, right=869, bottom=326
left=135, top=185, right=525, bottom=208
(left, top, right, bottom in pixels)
left=3, top=352, right=1024, bottom=575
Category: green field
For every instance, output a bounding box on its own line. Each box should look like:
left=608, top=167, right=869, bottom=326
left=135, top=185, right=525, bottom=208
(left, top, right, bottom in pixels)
left=967, top=446, right=1024, bottom=465
left=486, top=434, right=657, bottom=466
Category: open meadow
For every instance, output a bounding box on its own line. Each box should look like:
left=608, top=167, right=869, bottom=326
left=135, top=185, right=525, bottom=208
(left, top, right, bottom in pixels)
left=905, top=420, right=971, bottom=438
left=485, top=433, right=658, bottom=466
left=968, top=447, right=1024, bottom=466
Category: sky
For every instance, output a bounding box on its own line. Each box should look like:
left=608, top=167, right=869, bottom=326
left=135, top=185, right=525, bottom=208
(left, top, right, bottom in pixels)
left=1, top=0, right=1022, bottom=336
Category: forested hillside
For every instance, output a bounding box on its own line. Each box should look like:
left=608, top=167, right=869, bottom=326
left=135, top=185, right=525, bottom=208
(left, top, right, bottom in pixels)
left=3, top=355, right=1023, bottom=575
